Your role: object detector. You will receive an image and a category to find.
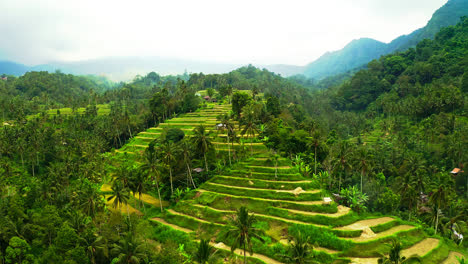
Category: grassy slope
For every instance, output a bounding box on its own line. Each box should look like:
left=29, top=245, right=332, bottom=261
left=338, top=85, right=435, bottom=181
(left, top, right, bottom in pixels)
left=101, top=101, right=466, bottom=264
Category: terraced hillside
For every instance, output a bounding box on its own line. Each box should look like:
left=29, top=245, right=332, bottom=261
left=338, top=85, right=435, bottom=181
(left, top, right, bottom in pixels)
left=102, top=102, right=466, bottom=264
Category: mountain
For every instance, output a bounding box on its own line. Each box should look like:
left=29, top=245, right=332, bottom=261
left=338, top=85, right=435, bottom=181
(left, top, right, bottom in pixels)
left=0, top=61, right=30, bottom=76
left=302, top=38, right=387, bottom=80
left=300, top=0, right=468, bottom=79
left=0, top=57, right=243, bottom=81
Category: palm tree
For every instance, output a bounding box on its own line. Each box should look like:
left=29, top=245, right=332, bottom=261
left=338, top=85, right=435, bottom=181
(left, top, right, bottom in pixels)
left=354, top=147, right=373, bottom=192
left=280, top=233, right=319, bottom=264
left=192, top=125, right=213, bottom=172
left=129, top=169, right=147, bottom=210
left=307, top=131, right=323, bottom=175
left=85, top=235, right=109, bottom=264
left=194, top=239, right=217, bottom=264
left=178, top=138, right=196, bottom=189
left=240, top=104, right=258, bottom=156
left=108, top=180, right=130, bottom=216
left=332, top=141, right=352, bottom=190
left=224, top=206, right=265, bottom=264
left=140, top=142, right=163, bottom=212
left=159, top=140, right=179, bottom=196
left=111, top=232, right=146, bottom=264
left=378, top=239, right=420, bottom=264
left=429, top=185, right=448, bottom=235
left=218, top=114, right=235, bottom=166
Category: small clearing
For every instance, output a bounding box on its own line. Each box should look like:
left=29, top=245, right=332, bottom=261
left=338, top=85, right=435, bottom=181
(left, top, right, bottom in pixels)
left=401, top=238, right=439, bottom=257
left=346, top=225, right=415, bottom=242
left=286, top=205, right=351, bottom=218
left=212, top=242, right=283, bottom=264
left=133, top=193, right=169, bottom=207
left=150, top=217, right=193, bottom=233
left=335, top=217, right=394, bottom=231
left=442, top=251, right=466, bottom=264
left=349, top=257, right=379, bottom=264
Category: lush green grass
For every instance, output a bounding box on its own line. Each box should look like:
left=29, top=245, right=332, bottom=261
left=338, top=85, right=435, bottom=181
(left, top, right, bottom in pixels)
left=341, top=228, right=425, bottom=257
left=193, top=191, right=337, bottom=214
left=210, top=176, right=318, bottom=190
left=223, top=170, right=305, bottom=181
left=202, top=182, right=322, bottom=201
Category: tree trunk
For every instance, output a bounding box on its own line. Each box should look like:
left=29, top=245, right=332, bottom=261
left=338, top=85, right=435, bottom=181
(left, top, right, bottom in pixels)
left=228, top=135, right=231, bottom=166
left=204, top=153, right=209, bottom=172
left=155, top=178, right=163, bottom=212
left=186, top=162, right=196, bottom=189
left=169, top=167, right=173, bottom=196
left=243, top=243, right=246, bottom=264
left=435, top=206, right=439, bottom=235
left=314, top=146, right=317, bottom=175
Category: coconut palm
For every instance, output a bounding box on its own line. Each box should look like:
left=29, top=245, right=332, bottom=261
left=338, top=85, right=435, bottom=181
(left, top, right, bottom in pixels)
left=194, top=239, right=217, bottom=264
left=159, top=140, right=179, bottom=196
left=332, top=141, right=352, bottom=190
left=191, top=125, right=213, bottom=172
left=429, top=184, right=448, bottom=235
left=378, top=239, right=421, bottom=264
left=218, top=113, right=235, bottom=166
left=178, top=138, right=197, bottom=189
left=240, top=104, right=258, bottom=156
left=354, top=146, right=373, bottom=192
left=224, top=206, right=265, bottom=264
left=108, top=180, right=130, bottom=216
left=140, top=142, right=164, bottom=212
left=111, top=232, right=146, bottom=264
left=307, top=131, right=323, bottom=175
left=280, top=233, right=319, bottom=264
left=128, top=168, right=147, bottom=210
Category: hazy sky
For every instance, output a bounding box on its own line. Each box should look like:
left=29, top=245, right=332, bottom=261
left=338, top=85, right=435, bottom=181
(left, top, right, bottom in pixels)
left=0, top=0, right=448, bottom=66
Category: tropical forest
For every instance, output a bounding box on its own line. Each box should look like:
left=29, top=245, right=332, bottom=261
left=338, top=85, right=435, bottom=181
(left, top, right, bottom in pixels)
left=0, top=1, right=468, bottom=264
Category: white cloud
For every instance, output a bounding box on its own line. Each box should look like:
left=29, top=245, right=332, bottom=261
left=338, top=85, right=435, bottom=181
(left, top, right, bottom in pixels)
left=0, top=0, right=448, bottom=65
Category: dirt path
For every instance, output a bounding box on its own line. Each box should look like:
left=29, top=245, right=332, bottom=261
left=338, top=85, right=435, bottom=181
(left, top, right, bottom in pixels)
left=191, top=204, right=327, bottom=228
left=286, top=205, right=351, bottom=218
left=349, top=258, right=379, bottom=264
left=212, top=241, right=283, bottom=264
left=167, top=209, right=225, bottom=226
left=133, top=193, right=169, bottom=207
left=197, top=189, right=323, bottom=205
left=247, top=165, right=292, bottom=169
left=212, top=142, right=264, bottom=146
left=206, top=182, right=320, bottom=194
left=150, top=217, right=193, bottom=233
left=401, top=238, right=439, bottom=257
left=114, top=149, right=135, bottom=154
left=345, top=225, right=415, bottom=242
left=335, top=217, right=394, bottom=230
left=217, top=175, right=311, bottom=184
left=442, top=251, right=466, bottom=264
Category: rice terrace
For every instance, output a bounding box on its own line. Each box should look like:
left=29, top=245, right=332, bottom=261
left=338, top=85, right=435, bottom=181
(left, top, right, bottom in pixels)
left=0, top=0, right=467, bottom=263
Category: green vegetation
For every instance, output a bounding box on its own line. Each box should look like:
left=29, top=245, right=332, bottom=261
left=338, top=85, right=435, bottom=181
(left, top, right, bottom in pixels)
left=1, top=15, right=468, bottom=264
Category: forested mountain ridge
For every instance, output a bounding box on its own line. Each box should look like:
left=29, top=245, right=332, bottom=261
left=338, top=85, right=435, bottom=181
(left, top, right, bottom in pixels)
left=296, top=0, right=468, bottom=79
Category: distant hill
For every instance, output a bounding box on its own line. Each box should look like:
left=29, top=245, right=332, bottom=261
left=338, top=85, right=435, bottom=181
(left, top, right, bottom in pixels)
left=0, top=61, right=30, bottom=76
left=297, top=0, right=468, bottom=79
left=0, top=57, right=242, bottom=82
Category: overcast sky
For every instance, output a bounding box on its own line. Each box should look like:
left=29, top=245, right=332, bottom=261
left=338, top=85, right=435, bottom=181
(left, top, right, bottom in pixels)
left=0, top=0, right=448, bottom=66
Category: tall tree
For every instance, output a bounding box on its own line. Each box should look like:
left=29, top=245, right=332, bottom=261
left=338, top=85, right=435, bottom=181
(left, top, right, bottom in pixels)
left=140, top=142, right=163, bottom=212
left=159, top=140, right=179, bottom=196
left=224, top=206, right=264, bottom=264
left=241, top=104, right=259, bottom=156
left=191, top=125, right=213, bottom=172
